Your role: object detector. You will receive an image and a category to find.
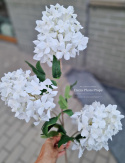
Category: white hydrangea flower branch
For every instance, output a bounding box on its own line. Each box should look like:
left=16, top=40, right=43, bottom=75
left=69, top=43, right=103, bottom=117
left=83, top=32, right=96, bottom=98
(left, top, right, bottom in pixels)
left=33, top=3, right=89, bottom=67
left=71, top=102, right=124, bottom=158
left=0, top=4, right=124, bottom=161
left=0, top=68, right=58, bottom=126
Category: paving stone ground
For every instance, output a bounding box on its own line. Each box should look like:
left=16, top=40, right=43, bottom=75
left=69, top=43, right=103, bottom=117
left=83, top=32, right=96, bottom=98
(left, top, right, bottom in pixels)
left=0, top=41, right=117, bottom=163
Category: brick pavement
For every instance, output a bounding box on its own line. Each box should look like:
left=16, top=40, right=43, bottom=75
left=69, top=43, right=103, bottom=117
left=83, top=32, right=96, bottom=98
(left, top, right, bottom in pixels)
left=0, top=42, right=117, bottom=163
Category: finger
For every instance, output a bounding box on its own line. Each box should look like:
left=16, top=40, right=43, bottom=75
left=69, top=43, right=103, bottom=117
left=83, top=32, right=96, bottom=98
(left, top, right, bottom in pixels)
left=51, top=135, right=61, bottom=146
left=66, top=141, right=71, bottom=149
left=58, top=144, right=66, bottom=151
left=58, top=150, right=65, bottom=157
left=59, top=141, right=71, bottom=150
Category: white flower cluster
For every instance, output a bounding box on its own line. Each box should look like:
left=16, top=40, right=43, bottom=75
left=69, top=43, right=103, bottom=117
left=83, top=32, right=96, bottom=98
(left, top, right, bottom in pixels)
left=33, top=3, right=89, bottom=67
left=0, top=69, right=58, bottom=125
left=71, top=101, right=124, bottom=158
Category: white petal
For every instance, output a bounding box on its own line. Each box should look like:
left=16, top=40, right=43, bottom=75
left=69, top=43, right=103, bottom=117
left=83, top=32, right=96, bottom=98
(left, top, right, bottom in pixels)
left=43, top=79, right=52, bottom=85
left=56, top=52, right=63, bottom=59
left=44, top=47, right=50, bottom=54
left=78, top=147, right=84, bottom=158
left=45, top=101, right=52, bottom=109
left=34, top=121, right=40, bottom=126
left=64, top=53, right=70, bottom=60
left=81, top=129, right=89, bottom=137
left=38, top=108, right=44, bottom=115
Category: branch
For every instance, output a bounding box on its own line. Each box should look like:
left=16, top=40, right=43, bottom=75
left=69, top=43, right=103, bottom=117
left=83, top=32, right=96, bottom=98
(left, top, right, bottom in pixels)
left=71, top=131, right=79, bottom=137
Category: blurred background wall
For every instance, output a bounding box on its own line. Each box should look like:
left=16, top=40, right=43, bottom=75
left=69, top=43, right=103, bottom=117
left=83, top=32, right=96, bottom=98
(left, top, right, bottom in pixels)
left=1, top=0, right=125, bottom=88
left=87, top=1, right=125, bottom=89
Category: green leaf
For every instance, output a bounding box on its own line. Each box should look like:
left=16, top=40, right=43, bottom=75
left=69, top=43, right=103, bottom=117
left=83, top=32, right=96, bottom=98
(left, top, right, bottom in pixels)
left=48, top=124, right=55, bottom=132
left=52, top=56, right=61, bottom=79
left=42, top=123, right=66, bottom=138
left=58, top=95, right=68, bottom=110
left=58, top=135, right=74, bottom=148
left=51, top=80, right=57, bottom=86
left=75, top=134, right=83, bottom=140
left=37, top=74, right=45, bottom=82
left=36, top=61, right=45, bottom=75
left=40, top=89, right=47, bottom=95
left=25, top=61, right=39, bottom=74
left=42, top=117, right=58, bottom=136
left=57, top=112, right=62, bottom=119
left=25, top=61, right=45, bottom=81
left=47, top=124, right=67, bottom=138
left=47, top=131, right=59, bottom=138
left=63, top=109, right=73, bottom=116
left=75, top=134, right=86, bottom=143
left=70, top=81, right=77, bottom=90
left=54, top=124, right=66, bottom=135
left=41, top=134, right=47, bottom=138
left=65, top=85, right=72, bottom=99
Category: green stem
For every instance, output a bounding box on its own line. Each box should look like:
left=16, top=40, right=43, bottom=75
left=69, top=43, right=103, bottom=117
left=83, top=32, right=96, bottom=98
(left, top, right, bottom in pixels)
left=52, top=111, right=62, bottom=124
left=71, top=131, right=79, bottom=137
left=62, top=112, right=64, bottom=127
left=61, top=111, right=67, bottom=163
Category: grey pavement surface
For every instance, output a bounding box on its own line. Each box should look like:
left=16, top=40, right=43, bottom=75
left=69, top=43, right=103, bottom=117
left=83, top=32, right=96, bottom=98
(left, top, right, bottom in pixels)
left=0, top=41, right=117, bottom=163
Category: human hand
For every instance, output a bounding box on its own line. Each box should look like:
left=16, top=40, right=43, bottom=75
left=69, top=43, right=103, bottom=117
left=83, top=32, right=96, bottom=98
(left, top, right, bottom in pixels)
left=35, top=135, right=71, bottom=163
